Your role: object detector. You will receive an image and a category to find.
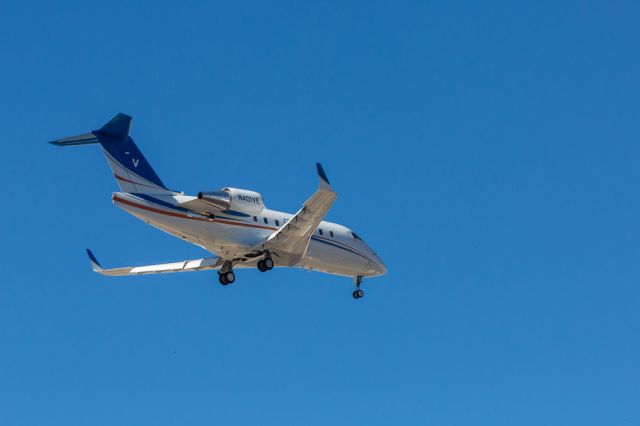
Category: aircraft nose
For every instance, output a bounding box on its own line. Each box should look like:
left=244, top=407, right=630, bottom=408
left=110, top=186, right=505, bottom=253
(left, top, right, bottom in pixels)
left=371, top=256, right=387, bottom=276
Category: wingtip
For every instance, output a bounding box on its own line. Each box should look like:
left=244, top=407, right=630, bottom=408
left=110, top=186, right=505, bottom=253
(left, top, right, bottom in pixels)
left=86, top=249, right=102, bottom=270
left=316, top=163, right=332, bottom=189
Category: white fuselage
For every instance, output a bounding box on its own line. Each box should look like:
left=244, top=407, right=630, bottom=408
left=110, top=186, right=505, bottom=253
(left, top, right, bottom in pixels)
left=113, top=192, right=387, bottom=278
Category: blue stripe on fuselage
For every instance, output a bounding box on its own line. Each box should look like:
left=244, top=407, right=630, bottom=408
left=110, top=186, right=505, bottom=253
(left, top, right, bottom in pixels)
left=221, top=210, right=251, bottom=217
left=132, top=193, right=191, bottom=213
left=310, top=236, right=370, bottom=261
left=125, top=194, right=367, bottom=260
left=129, top=193, right=243, bottom=221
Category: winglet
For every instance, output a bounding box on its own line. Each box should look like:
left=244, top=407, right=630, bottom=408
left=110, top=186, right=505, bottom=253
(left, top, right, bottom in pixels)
left=86, top=249, right=103, bottom=272
left=316, top=163, right=332, bottom=191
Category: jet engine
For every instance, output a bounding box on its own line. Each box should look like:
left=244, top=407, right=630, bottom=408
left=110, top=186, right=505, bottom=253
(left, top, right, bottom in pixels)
left=198, top=187, right=264, bottom=216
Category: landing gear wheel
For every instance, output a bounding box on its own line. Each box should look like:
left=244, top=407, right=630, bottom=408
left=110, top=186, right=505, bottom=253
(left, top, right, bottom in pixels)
left=219, top=273, right=228, bottom=285
left=218, top=271, right=235, bottom=285
left=352, top=276, right=364, bottom=299
left=264, top=258, right=274, bottom=270
left=257, top=258, right=274, bottom=272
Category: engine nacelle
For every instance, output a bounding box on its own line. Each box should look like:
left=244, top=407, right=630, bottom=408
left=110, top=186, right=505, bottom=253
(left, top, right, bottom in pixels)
left=224, top=187, right=264, bottom=215
left=198, top=187, right=264, bottom=216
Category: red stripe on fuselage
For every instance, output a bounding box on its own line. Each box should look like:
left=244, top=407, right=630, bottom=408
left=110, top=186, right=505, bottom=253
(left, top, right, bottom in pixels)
left=112, top=195, right=278, bottom=230
left=112, top=195, right=369, bottom=259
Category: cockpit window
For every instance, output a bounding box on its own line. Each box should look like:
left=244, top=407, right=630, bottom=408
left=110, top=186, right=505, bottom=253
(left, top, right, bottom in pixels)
left=351, top=232, right=361, bottom=240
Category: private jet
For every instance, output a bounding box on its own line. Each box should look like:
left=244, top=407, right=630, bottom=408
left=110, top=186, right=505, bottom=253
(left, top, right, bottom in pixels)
left=50, top=113, right=386, bottom=299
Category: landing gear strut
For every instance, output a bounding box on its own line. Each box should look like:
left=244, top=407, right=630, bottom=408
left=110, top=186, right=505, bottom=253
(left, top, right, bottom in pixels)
left=218, top=261, right=235, bottom=285
left=257, top=256, right=274, bottom=272
left=352, top=276, right=364, bottom=299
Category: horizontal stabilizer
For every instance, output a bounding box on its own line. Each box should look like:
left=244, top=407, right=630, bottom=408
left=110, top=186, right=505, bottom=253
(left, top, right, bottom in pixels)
left=49, top=132, right=99, bottom=146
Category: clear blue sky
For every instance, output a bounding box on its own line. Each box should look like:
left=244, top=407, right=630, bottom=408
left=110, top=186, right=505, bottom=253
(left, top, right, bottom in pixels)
left=1, top=1, right=638, bottom=424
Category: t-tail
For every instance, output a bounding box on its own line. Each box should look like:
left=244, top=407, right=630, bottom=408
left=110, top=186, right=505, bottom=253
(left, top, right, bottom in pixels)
left=50, top=113, right=173, bottom=194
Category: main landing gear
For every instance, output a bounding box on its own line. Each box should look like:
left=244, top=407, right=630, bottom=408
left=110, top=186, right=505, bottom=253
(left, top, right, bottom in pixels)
left=218, top=255, right=274, bottom=285
left=352, top=276, right=364, bottom=300
left=218, top=261, right=235, bottom=286
left=218, top=270, right=235, bottom=285
left=257, top=257, right=274, bottom=272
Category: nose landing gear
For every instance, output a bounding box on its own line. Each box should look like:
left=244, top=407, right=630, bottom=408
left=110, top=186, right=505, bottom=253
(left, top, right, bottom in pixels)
left=352, top=276, right=364, bottom=299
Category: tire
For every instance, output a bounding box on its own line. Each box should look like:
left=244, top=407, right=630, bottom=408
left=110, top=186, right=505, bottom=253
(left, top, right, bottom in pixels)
left=257, top=260, right=267, bottom=272
left=219, top=273, right=228, bottom=285
left=226, top=271, right=235, bottom=284
left=264, top=258, right=274, bottom=270
left=356, top=289, right=364, bottom=298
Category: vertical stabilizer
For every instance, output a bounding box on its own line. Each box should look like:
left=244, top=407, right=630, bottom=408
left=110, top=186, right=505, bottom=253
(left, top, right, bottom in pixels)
left=50, top=113, right=173, bottom=194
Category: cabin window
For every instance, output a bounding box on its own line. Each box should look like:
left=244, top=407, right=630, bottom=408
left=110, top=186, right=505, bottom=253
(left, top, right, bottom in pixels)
left=263, top=217, right=268, bottom=224
left=330, top=230, right=334, bottom=238
left=253, top=216, right=257, bottom=222
left=275, top=219, right=280, bottom=226
left=318, top=229, right=323, bottom=236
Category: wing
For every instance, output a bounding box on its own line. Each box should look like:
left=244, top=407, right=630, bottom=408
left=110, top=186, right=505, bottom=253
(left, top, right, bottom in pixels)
left=251, top=163, right=337, bottom=266
left=86, top=249, right=222, bottom=276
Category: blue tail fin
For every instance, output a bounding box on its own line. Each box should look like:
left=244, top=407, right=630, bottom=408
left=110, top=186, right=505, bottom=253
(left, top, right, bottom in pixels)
left=51, top=113, right=172, bottom=194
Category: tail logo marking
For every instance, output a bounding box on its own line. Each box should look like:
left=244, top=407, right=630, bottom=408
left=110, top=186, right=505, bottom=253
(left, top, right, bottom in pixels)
left=132, top=158, right=139, bottom=168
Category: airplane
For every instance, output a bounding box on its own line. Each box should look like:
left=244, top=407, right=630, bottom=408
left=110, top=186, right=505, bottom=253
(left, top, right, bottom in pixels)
left=50, top=113, right=387, bottom=299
